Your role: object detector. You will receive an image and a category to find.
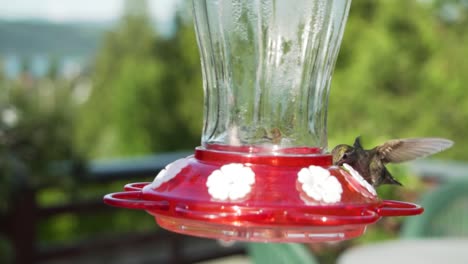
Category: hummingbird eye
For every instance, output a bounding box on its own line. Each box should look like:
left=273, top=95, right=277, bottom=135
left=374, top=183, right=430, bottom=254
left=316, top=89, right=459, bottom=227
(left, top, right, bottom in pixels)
left=342, top=153, right=348, bottom=160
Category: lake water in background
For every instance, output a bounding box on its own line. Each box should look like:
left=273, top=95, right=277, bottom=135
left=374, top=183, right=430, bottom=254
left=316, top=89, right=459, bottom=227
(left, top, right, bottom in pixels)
left=2, top=54, right=87, bottom=79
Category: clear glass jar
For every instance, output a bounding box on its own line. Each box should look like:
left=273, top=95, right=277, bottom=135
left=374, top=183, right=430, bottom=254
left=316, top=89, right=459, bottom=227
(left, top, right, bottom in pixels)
left=193, top=0, right=351, bottom=154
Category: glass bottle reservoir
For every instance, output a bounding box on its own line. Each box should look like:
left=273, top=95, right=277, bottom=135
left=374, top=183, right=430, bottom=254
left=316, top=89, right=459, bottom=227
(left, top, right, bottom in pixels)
left=193, top=0, right=351, bottom=154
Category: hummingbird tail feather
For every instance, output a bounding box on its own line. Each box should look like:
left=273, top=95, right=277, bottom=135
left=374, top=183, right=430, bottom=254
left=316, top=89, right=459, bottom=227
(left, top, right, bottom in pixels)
left=378, top=166, right=403, bottom=186
left=382, top=175, right=403, bottom=186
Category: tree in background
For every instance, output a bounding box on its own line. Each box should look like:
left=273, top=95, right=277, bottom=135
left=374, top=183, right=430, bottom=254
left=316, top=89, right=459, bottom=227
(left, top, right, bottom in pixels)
left=77, top=0, right=202, bottom=158
left=152, top=13, right=203, bottom=150
left=328, top=0, right=464, bottom=160
left=0, top=56, right=83, bottom=262
left=0, top=68, right=81, bottom=200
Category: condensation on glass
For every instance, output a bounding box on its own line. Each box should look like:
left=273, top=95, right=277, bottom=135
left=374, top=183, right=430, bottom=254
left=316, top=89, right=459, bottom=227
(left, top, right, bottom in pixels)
left=193, top=0, right=351, bottom=154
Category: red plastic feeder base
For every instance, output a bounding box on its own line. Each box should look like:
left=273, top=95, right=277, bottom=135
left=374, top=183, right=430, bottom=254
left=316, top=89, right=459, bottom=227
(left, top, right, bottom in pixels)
left=104, top=147, right=423, bottom=243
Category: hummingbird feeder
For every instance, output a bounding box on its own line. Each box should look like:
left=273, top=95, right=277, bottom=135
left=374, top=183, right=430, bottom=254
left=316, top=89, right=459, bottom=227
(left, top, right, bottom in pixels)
left=104, top=0, right=423, bottom=243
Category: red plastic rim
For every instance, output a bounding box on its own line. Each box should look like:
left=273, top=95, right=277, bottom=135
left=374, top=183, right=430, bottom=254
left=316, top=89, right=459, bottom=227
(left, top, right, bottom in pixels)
left=194, top=146, right=332, bottom=167
left=124, top=182, right=150, bottom=191
left=376, top=200, right=424, bottom=216
left=104, top=191, right=169, bottom=211
left=103, top=188, right=423, bottom=224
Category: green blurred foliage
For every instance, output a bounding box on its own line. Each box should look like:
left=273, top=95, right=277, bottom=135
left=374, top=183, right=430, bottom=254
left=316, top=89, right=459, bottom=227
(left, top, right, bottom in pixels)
left=329, top=0, right=465, bottom=161
left=0, top=67, right=81, bottom=209
left=0, top=54, right=85, bottom=260
left=76, top=2, right=202, bottom=158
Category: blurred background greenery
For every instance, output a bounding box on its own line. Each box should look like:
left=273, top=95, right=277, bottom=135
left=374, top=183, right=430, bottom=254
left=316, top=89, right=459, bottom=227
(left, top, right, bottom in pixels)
left=1, top=0, right=467, bottom=263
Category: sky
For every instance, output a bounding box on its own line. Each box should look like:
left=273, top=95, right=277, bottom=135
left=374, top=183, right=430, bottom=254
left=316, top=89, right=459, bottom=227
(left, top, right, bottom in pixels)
left=0, top=0, right=181, bottom=23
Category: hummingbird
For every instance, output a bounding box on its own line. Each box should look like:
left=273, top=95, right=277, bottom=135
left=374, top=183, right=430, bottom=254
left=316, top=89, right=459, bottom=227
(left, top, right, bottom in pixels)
left=331, top=137, right=453, bottom=187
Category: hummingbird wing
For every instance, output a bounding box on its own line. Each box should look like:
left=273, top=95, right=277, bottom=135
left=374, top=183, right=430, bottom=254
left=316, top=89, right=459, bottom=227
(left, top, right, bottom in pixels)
left=376, top=138, right=453, bottom=163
